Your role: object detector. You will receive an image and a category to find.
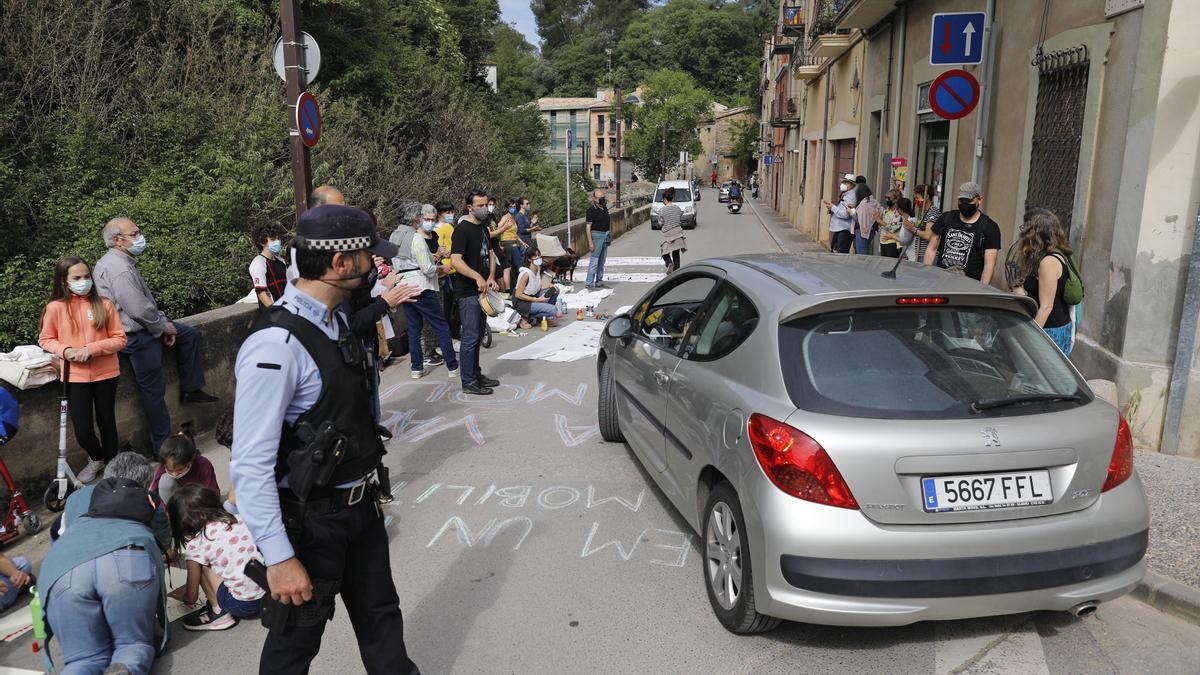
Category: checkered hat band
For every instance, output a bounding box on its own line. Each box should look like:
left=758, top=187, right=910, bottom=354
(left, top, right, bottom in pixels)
left=301, top=236, right=372, bottom=251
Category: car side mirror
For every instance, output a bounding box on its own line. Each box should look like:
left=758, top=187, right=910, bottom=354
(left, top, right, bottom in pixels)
left=606, top=315, right=633, bottom=345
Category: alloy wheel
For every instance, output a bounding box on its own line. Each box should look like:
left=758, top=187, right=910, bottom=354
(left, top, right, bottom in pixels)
left=706, top=501, right=742, bottom=610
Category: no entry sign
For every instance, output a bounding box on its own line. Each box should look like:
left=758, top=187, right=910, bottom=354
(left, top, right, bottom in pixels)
left=295, top=91, right=321, bottom=148
left=928, top=69, right=980, bottom=121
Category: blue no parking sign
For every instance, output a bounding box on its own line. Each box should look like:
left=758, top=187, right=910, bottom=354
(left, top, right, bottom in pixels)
left=928, top=69, right=980, bottom=121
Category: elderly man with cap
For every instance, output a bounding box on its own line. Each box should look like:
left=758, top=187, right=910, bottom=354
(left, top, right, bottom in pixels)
left=821, top=173, right=859, bottom=254
left=231, top=204, right=421, bottom=674
left=924, top=181, right=1002, bottom=283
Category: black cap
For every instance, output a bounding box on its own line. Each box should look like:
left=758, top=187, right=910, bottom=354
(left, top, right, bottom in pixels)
left=294, top=204, right=398, bottom=258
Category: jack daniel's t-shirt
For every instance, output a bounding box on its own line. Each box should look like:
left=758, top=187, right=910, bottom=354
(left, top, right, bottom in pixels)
left=932, top=211, right=1002, bottom=281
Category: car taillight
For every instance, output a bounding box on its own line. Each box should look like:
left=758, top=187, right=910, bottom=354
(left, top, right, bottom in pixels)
left=896, top=296, right=949, bottom=305
left=747, top=414, right=858, bottom=509
left=1102, top=415, right=1134, bottom=492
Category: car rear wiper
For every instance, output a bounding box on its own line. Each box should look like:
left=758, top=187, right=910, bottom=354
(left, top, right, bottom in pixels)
left=971, top=393, right=1082, bottom=412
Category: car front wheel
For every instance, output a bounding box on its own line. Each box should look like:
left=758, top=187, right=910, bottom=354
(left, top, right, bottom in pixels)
left=598, top=356, right=625, bottom=443
left=703, top=482, right=781, bottom=634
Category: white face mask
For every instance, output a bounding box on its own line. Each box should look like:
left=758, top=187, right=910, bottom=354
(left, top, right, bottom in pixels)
left=69, top=279, right=93, bottom=296
left=532, top=258, right=543, bottom=268
left=487, top=205, right=496, bottom=213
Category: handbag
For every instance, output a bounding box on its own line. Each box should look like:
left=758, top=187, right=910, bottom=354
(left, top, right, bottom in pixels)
left=1051, top=253, right=1085, bottom=305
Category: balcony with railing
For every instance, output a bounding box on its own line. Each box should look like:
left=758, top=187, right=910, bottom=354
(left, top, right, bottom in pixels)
left=791, top=54, right=823, bottom=81
left=780, top=5, right=805, bottom=37
left=772, top=32, right=795, bottom=55
left=808, top=0, right=854, bottom=60
left=834, top=0, right=895, bottom=31
left=770, top=98, right=802, bottom=128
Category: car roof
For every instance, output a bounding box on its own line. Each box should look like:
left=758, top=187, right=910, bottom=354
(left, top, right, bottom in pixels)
left=709, top=253, right=1017, bottom=297
left=656, top=180, right=692, bottom=189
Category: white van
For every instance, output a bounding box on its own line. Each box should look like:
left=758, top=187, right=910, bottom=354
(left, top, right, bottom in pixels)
left=650, top=180, right=697, bottom=230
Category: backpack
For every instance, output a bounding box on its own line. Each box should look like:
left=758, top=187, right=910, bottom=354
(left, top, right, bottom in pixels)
left=1051, top=252, right=1085, bottom=305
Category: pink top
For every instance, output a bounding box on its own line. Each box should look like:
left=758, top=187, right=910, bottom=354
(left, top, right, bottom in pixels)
left=38, top=296, right=127, bottom=383
left=184, top=516, right=265, bottom=601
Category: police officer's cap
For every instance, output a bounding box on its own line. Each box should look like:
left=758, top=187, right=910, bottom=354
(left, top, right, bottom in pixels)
left=293, top=204, right=398, bottom=259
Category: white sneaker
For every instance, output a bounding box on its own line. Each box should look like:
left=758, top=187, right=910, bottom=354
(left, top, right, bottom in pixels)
left=78, top=459, right=106, bottom=484
left=410, top=369, right=427, bottom=380
left=447, top=368, right=459, bottom=378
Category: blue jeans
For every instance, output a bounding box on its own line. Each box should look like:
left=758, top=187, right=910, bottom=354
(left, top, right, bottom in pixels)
left=456, top=294, right=487, bottom=385
left=47, top=549, right=160, bottom=675
left=854, top=232, right=873, bottom=255
left=403, top=290, right=459, bottom=373
left=510, top=243, right=525, bottom=272
left=586, top=231, right=610, bottom=286
left=0, top=555, right=31, bottom=611
left=216, top=583, right=260, bottom=619
left=122, top=322, right=206, bottom=450
left=1044, top=322, right=1073, bottom=356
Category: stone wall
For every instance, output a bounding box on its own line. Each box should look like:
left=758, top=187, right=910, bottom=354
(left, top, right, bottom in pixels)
left=1, top=303, right=257, bottom=485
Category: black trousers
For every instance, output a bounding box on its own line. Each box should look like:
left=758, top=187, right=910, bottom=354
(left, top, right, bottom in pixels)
left=662, top=250, right=681, bottom=270
left=260, top=498, right=419, bottom=675
left=67, top=376, right=120, bottom=462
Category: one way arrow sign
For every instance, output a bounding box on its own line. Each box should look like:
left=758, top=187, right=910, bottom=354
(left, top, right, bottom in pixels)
left=930, top=12, right=985, bottom=65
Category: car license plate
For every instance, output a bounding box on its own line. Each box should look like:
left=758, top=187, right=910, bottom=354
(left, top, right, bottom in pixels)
left=921, top=470, right=1052, bottom=512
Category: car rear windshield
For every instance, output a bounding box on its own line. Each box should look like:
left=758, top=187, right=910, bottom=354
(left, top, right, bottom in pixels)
left=654, top=188, right=692, bottom=203
left=778, top=307, right=1091, bottom=419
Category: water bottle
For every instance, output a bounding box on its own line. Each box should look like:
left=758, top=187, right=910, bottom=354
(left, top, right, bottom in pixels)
left=30, top=585, right=45, bottom=652
left=540, top=317, right=548, bottom=332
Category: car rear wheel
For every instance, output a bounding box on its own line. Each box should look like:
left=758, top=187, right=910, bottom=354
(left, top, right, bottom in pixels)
left=703, top=482, right=780, bottom=634
left=598, top=356, right=624, bottom=443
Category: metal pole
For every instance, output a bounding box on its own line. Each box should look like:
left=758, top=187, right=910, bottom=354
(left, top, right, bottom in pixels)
left=1162, top=202, right=1200, bottom=455
left=614, top=86, right=623, bottom=206
left=890, top=4, right=906, bottom=160
left=280, top=0, right=312, bottom=217
left=661, top=125, right=667, bottom=181
left=565, top=133, right=572, bottom=251
left=972, top=0, right=997, bottom=185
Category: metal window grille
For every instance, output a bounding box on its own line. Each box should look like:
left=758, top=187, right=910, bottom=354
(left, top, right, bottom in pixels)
left=800, top=142, right=809, bottom=199
left=1024, top=46, right=1090, bottom=234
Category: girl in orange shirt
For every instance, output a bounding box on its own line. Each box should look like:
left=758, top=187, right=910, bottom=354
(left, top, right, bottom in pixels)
left=38, top=256, right=127, bottom=483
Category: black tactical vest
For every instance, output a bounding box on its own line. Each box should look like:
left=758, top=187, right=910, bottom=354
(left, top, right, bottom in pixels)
left=250, top=307, right=383, bottom=489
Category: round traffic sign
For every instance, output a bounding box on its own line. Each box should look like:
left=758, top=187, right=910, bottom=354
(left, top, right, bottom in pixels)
left=928, top=68, right=980, bottom=121
left=273, top=32, right=322, bottom=86
left=295, top=92, right=321, bottom=148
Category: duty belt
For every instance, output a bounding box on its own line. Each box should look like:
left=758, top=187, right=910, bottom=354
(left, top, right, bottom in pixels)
left=279, top=480, right=371, bottom=514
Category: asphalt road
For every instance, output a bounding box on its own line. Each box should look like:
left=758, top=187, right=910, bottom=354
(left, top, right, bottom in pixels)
left=4, top=190, right=1198, bottom=674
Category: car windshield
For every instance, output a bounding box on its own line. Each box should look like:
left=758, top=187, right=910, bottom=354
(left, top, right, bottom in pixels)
left=778, top=307, right=1090, bottom=419
left=654, top=188, right=692, bottom=203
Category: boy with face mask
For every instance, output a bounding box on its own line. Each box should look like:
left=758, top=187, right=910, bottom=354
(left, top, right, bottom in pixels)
left=249, top=222, right=289, bottom=308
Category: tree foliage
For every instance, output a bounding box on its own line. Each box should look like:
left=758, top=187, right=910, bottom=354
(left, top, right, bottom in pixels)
left=624, top=70, right=713, bottom=180
left=0, top=0, right=573, bottom=349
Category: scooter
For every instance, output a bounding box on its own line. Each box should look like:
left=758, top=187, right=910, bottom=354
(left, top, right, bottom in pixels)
left=0, top=388, right=41, bottom=542
left=728, top=199, right=742, bottom=214
left=44, top=360, right=82, bottom=512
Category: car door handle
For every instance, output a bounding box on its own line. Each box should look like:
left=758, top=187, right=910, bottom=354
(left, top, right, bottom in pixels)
left=654, top=369, right=670, bottom=386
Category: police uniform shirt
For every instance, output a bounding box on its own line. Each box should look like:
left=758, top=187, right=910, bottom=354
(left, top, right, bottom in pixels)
left=230, top=281, right=363, bottom=566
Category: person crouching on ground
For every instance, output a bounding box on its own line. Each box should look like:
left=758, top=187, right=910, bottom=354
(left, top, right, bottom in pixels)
left=39, top=255, right=128, bottom=484
left=167, top=484, right=265, bottom=632
left=150, top=424, right=220, bottom=506
left=37, top=452, right=171, bottom=675
left=511, top=248, right=560, bottom=329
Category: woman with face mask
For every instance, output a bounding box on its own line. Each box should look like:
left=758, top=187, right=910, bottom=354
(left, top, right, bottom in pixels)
left=38, top=256, right=129, bottom=484
left=492, top=199, right=521, bottom=293
left=511, top=248, right=560, bottom=329
left=249, top=222, right=289, bottom=308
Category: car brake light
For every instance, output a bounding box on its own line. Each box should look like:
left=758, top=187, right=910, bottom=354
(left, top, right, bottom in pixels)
left=896, top=296, right=949, bottom=305
left=747, top=414, right=859, bottom=509
left=1102, top=415, right=1134, bottom=492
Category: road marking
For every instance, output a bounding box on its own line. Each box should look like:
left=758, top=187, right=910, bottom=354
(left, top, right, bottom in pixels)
left=933, top=617, right=1050, bottom=675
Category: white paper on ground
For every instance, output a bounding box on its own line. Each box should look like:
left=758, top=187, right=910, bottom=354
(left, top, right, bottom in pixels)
left=592, top=272, right=665, bottom=283
left=557, top=288, right=614, bottom=309
left=575, top=256, right=666, bottom=267
left=498, top=322, right=606, bottom=362
left=0, top=604, right=32, bottom=642
left=486, top=307, right=520, bottom=332
left=164, top=565, right=206, bottom=623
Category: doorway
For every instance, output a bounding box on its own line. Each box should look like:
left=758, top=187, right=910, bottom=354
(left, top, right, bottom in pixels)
left=830, top=139, right=856, bottom=201
left=916, top=120, right=949, bottom=210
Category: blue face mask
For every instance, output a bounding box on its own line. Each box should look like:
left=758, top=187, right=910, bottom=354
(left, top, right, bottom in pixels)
left=128, top=234, right=147, bottom=256
left=508, top=207, right=517, bottom=214
left=442, top=214, right=454, bottom=224
left=421, top=220, right=437, bottom=232
left=267, top=239, right=282, bottom=254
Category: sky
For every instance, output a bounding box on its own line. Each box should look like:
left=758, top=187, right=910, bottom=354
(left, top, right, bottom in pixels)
left=499, top=0, right=540, bottom=45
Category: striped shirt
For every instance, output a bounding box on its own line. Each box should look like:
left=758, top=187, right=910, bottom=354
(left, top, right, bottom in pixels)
left=659, top=204, right=686, bottom=255
left=915, top=205, right=942, bottom=263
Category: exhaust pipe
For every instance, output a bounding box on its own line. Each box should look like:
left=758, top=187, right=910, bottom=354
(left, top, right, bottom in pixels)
left=1069, top=601, right=1099, bottom=618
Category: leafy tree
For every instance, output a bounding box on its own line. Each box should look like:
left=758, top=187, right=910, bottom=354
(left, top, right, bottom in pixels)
left=730, top=118, right=760, bottom=176
left=494, top=23, right=543, bottom=106
left=624, top=70, right=712, bottom=180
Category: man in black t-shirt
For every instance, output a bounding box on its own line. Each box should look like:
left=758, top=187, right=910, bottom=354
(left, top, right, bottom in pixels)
left=451, top=190, right=500, bottom=395
left=585, top=190, right=611, bottom=289
left=924, top=182, right=1002, bottom=283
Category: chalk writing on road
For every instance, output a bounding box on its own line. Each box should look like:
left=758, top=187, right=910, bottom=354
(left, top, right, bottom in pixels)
left=382, top=381, right=590, bottom=408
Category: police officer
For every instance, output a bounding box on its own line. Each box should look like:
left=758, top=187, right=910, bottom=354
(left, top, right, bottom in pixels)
left=231, top=204, right=422, bottom=674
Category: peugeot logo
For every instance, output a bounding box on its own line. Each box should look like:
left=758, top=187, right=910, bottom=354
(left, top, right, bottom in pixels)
left=982, top=427, right=1001, bottom=447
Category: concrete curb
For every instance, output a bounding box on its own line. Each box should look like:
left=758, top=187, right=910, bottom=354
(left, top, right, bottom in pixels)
left=1132, top=570, right=1200, bottom=625
left=745, top=197, right=787, bottom=254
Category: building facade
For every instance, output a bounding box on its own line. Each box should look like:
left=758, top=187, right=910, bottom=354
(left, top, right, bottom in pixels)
left=692, top=104, right=755, bottom=184
left=538, top=89, right=639, bottom=182
left=758, top=0, right=1200, bottom=457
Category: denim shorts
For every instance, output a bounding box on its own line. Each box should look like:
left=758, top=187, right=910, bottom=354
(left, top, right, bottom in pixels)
left=217, top=583, right=262, bottom=619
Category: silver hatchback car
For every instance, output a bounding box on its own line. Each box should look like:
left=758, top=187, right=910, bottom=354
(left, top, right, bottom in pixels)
left=597, top=254, right=1148, bottom=633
